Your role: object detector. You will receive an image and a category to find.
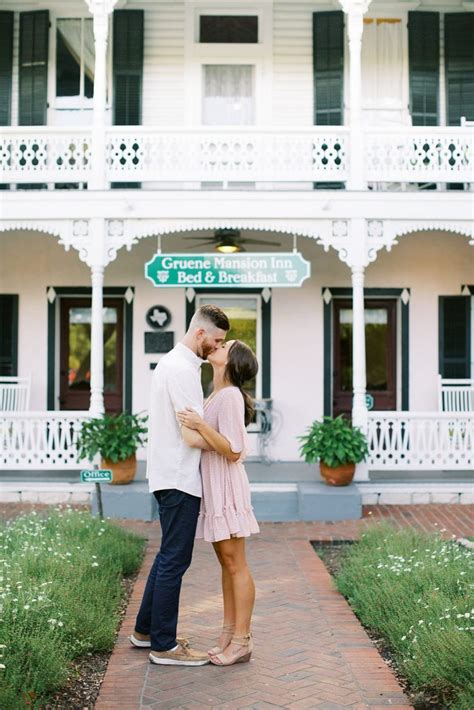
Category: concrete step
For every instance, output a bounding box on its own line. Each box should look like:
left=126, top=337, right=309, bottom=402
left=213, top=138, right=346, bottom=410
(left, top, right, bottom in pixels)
left=88, top=480, right=362, bottom=522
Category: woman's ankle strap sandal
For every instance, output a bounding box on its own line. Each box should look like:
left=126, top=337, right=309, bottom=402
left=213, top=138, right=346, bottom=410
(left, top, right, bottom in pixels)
left=209, top=633, right=253, bottom=666
left=207, top=624, right=235, bottom=656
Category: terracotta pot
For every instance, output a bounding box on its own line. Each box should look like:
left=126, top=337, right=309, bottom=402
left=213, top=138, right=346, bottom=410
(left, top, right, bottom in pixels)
left=319, top=462, right=355, bottom=486
left=102, top=454, right=137, bottom=485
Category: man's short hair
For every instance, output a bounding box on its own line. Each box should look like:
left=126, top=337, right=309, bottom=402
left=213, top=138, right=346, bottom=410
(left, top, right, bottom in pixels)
left=191, top=304, right=230, bottom=332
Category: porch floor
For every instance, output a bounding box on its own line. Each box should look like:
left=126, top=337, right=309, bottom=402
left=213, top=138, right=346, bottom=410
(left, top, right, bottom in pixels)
left=1, top=461, right=472, bottom=518
left=1, top=460, right=472, bottom=484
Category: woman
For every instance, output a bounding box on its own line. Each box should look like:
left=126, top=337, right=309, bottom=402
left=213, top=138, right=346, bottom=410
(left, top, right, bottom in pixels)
left=177, top=339, right=260, bottom=666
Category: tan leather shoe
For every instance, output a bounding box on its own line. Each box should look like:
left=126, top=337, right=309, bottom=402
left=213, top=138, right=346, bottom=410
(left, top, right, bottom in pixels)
left=149, top=638, right=210, bottom=666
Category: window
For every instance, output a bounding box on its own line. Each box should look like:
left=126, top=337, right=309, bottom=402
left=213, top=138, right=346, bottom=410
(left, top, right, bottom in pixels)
left=202, top=65, right=255, bottom=125
left=200, top=15, right=258, bottom=43
left=0, top=295, right=18, bottom=376
left=56, top=18, right=94, bottom=99
left=195, top=294, right=262, bottom=399
left=439, top=296, right=471, bottom=378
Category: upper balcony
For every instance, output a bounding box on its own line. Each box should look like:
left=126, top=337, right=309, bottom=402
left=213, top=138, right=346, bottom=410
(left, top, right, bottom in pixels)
left=0, top=124, right=472, bottom=189
left=0, top=0, right=473, bottom=193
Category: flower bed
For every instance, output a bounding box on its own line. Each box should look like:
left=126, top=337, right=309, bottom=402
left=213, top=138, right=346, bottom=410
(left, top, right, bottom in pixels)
left=333, top=524, right=473, bottom=709
left=0, top=509, right=145, bottom=709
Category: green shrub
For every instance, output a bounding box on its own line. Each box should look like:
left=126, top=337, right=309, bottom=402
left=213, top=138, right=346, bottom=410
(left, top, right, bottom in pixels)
left=335, top=524, right=474, bottom=708
left=77, top=412, right=148, bottom=463
left=0, top=509, right=145, bottom=708
left=299, top=414, right=368, bottom=467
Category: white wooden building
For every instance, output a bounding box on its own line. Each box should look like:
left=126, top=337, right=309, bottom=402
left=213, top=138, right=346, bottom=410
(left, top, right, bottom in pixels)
left=0, top=0, right=473, bottom=502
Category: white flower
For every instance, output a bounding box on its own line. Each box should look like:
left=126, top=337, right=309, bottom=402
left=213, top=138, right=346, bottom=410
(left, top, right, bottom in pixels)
left=23, top=604, right=30, bottom=610
left=91, top=562, right=99, bottom=567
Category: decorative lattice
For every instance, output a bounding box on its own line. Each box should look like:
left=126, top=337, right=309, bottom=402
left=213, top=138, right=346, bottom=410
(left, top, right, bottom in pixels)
left=365, top=128, right=473, bottom=183
left=0, top=130, right=92, bottom=183
left=106, top=128, right=349, bottom=183
left=1, top=412, right=89, bottom=469
left=367, top=412, right=474, bottom=469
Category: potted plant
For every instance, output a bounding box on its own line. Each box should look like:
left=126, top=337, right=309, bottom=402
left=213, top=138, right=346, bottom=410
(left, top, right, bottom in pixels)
left=78, top=412, right=148, bottom=485
left=298, top=415, right=368, bottom=486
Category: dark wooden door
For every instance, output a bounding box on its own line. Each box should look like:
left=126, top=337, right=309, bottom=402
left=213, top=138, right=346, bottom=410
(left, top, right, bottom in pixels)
left=59, top=298, right=123, bottom=412
left=333, top=299, right=397, bottom=417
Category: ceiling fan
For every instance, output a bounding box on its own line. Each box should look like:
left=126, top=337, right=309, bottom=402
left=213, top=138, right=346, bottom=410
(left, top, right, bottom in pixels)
left=184, top=228, right=281, bottom=253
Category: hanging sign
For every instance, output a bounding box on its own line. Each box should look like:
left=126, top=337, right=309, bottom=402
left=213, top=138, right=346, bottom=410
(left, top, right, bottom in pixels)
left=144, top=252, right=310, bottom=288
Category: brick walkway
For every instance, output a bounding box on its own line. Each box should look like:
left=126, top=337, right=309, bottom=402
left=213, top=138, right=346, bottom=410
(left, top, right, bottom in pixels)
left=96, top=506, right=473, bottom=710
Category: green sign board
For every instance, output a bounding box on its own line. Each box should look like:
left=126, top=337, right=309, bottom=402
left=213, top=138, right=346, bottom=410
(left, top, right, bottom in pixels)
left=145, top=252, right=310, bottom=288
left=80, top=469, right=113, bottom=483
left=365, top=394, right=374, bottom=411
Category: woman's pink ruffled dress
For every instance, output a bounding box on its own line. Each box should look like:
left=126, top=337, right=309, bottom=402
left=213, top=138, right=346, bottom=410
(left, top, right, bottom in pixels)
left=196, top=386, right=260, bottom=543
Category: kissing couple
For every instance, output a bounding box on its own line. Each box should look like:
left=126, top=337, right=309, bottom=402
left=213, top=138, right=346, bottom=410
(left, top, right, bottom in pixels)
left=130, top=304, right=260, bottom=667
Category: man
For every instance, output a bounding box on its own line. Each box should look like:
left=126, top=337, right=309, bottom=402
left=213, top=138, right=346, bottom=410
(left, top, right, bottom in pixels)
left=130, top=304, right=230, bottom=666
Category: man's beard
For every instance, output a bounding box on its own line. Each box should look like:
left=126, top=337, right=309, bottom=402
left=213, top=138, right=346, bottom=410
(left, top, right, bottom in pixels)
left=199, top=340, right=215, bottom=360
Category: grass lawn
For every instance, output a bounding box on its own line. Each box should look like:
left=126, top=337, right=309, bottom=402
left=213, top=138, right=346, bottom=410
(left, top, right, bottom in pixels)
left=0, top=509, right=145, bottom=709
left=332, top=524, right=473, bottom=710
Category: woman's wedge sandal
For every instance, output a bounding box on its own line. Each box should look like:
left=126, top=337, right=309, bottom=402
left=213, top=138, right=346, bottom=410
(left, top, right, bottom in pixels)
left=209, top=633, right=253, bottom=666
left=208, top=623, right=235, bottom=656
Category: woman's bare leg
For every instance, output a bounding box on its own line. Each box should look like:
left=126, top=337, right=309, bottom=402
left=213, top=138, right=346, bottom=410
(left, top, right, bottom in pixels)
left=214, top=538, right=255, bottom=641
left=213, top=541, right=236, bottom=626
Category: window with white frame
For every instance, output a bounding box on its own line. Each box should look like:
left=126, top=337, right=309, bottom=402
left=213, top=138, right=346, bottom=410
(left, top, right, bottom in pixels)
left=56, top=18, right=95, bottom=102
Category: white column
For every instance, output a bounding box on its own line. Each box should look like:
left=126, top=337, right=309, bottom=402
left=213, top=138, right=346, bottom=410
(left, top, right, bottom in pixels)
left=90, top=264, right=105, bottom=415
left=351, top=264, right=367, bottom=427
left=340, top=1, right=371, bottom=190
left=88, top=216, right=107, bottom=416
left=351, top=259, right=369, bottom=482
left=85, top=1, right=117, bottom=189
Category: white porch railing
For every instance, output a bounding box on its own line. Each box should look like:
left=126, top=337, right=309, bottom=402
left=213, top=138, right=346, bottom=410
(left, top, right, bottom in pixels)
left=438, top=376, right=474, bottom=412
left=365, top=127, right=473, bottom=183
left=106, top=126, right=349, bottom=183
left=367, top=411, right=474, bottom=470
left=0, top=411, right=89, bottom=470
left=0, top=125, right=471, bottom=187
left=0, top=128, right=92, bottom=183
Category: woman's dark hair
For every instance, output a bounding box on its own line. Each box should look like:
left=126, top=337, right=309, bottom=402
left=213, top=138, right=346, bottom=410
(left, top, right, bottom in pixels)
left=225, top=340, right=259, bottom=426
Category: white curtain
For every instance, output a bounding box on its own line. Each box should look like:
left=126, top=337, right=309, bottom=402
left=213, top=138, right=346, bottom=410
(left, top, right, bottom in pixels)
left=340, top=308, right=388, bottom=325
left=202, top=65, right=255, bottom=125
left=361, top=20, right=403, bottom=112
left=57, top=18, right=95, bottom=84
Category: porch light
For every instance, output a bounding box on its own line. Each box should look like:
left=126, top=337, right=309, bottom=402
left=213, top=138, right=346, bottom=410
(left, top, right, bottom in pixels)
left=215, top=238, right=241, bottom=253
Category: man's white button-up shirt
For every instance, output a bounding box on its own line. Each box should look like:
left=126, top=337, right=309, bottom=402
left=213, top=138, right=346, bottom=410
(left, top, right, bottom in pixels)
left=146, top=342, right=204, bottom=497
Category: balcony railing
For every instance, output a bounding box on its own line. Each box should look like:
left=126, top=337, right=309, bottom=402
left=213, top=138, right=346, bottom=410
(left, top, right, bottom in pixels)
left=367, top=411, right=474, bottom=470
left=0, top=411, right=89, bottom=469
left=0, top=126, right=472, bottom=188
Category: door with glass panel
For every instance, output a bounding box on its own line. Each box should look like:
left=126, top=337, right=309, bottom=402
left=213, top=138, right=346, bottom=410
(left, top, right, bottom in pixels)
left=195, top=295, right=261, bottom=401
left=59, top=299, right=123, bottom=412
left=202, top=64, right=255, bottom=125
left=333, top=300, right=397, bottom=417
left=201, top=64, right=255, bottom=187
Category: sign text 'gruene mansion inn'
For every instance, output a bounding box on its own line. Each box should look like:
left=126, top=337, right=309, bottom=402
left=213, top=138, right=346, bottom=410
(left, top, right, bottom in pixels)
left=0, top=0, right=473, bottom=487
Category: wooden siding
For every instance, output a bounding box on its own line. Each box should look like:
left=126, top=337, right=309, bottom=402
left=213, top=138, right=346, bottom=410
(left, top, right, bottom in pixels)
left=129, top=0, right=186, bottom=126
left=272, top=1, right=315, bottom=125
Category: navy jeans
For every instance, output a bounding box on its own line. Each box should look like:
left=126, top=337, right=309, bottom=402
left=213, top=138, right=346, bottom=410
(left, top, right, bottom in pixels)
left=135, top=488, right=200, bottom=651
